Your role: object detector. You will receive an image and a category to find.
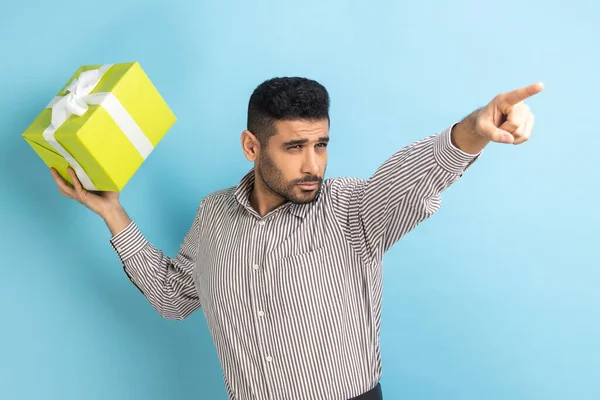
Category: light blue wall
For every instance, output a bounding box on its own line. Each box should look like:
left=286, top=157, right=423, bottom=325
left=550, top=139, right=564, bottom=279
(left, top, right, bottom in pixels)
left=1, top=0, right=597, bottom=399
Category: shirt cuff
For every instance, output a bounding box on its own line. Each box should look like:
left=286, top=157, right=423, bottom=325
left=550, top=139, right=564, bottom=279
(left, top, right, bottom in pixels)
left=433, top=123, right=482, bottom=174
left=109, top=221, right=149, bottom=262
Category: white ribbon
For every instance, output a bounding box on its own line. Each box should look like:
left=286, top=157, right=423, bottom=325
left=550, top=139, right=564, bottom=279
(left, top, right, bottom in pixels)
left=42, top=64, right=154, bottom=191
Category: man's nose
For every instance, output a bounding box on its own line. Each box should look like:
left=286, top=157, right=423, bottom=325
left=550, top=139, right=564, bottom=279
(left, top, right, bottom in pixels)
left=301, top=151, right=319, bottom=175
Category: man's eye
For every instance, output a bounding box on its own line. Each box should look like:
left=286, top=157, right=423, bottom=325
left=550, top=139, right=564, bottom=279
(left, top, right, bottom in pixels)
left=288, top=145, right=301, bottom=150
left=317, top=143, right=328, bottom=148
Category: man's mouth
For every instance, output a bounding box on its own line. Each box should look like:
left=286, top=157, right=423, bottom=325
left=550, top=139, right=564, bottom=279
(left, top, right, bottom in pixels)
left=296, top=182, right=320, bottom=190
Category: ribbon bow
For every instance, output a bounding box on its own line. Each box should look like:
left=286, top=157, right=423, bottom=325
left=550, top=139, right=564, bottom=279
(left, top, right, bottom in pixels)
left=49, top=65, right=112, bottom=128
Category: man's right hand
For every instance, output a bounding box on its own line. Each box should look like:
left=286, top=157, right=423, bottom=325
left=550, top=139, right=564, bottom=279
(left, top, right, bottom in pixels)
left=50, top=166, right=132, bottom=235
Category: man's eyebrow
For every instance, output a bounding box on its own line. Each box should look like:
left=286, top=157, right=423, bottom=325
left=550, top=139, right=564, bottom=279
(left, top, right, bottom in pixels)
left=282, top=137, right=330, bottom=146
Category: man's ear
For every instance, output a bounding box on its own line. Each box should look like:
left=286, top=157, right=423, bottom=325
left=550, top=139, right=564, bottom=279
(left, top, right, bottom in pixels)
left=241, top=130, right=260, bottom=162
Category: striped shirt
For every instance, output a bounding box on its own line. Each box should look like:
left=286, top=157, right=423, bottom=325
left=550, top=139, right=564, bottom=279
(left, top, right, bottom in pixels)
left=109, top=124, right=480, bottom=400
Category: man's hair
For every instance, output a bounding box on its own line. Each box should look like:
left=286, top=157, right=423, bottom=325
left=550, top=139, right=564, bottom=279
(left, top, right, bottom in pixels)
left=247, top=77, right=330, bottom=145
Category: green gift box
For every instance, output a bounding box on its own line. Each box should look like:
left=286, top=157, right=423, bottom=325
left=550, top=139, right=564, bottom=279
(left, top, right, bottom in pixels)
left=22, top=62, right=176, bottom=191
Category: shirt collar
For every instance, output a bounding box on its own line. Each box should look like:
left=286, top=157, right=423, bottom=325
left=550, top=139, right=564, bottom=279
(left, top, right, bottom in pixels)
left=233, top=168, right=312, bottom=219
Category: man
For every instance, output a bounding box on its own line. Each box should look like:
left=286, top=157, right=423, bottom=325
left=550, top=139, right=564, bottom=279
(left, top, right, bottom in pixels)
left=51, top=77, right=542, bottom=400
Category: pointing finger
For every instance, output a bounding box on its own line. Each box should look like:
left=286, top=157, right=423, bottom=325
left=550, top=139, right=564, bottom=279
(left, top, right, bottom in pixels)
left=501, top=82, right=544, bottom=106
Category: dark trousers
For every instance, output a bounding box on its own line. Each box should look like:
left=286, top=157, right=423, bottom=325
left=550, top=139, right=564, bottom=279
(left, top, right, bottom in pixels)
left=349, top=382, right=382, bottom=400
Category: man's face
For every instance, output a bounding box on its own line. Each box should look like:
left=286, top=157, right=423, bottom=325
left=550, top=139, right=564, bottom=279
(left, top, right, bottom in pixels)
left=257, top=119, right=329, bottom=204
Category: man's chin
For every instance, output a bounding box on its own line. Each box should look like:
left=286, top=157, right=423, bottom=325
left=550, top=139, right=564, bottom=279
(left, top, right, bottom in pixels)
left=289, top=186, right=321, bottom=204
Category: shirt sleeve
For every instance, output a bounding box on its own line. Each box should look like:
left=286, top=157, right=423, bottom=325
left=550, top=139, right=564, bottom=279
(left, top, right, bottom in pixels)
left=328, top=123, right=481, bottom=264
left=109, top=203, right=204, bottom=320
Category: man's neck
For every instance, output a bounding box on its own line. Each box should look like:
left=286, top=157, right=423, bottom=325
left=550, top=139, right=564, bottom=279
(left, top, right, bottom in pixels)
left=249, top=173, right=286, bottom=217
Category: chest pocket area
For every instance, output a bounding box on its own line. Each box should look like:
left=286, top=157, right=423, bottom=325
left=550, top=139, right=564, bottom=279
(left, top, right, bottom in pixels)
left=272, top=245, right=345, bottom=320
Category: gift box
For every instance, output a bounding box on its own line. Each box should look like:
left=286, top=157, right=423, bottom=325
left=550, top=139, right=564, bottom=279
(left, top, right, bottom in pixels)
left=21, top=62, right=176, bottom=192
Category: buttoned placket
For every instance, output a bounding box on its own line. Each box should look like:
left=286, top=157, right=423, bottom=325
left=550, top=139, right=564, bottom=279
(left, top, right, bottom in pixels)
left=248, top=213, right=276, bottom=399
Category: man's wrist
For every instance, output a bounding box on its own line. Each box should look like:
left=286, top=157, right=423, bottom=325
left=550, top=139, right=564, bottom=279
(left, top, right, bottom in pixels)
left=451, top=109, right=491, bottom=155
left=102, top=206, right=132, bottom=236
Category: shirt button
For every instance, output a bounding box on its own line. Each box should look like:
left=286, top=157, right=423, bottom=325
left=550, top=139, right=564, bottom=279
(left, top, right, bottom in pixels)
left=266, top=356, right=273, bottom=362
left=258, top=220, right=266, bottom=226
left=253, top=263, right=260, bottom=270
left=258, top=310, right=265, bottom=317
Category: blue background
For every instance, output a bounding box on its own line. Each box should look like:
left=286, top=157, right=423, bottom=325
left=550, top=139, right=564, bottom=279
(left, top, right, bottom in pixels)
left=1, top=0, right=598, bottom=399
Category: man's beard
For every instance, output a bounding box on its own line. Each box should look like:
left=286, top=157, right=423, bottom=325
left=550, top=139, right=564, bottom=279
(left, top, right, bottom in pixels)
left=257, top=151, right=323, bottom=204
